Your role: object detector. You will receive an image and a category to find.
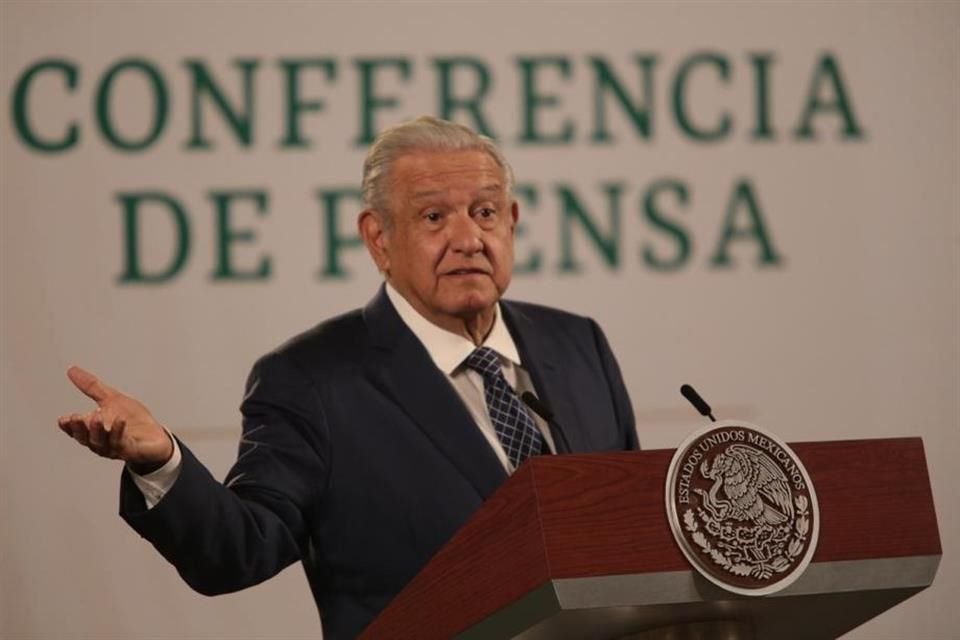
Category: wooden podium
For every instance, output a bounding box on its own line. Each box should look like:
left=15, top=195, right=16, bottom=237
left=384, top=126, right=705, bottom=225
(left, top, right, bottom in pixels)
left=361, top=437, right=940, bottom=639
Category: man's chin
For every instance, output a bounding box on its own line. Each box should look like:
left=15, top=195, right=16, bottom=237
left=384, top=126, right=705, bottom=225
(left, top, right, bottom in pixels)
left=445, top=291, right=500, bottom=319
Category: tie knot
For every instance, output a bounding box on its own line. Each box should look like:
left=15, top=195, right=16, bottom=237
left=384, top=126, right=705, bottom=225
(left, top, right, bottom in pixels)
left=464, top=346, right=503, bottom=379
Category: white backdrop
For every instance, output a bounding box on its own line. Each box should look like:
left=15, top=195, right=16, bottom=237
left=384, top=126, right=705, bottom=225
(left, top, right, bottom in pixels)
left=1, top=2, right=957, bottom=638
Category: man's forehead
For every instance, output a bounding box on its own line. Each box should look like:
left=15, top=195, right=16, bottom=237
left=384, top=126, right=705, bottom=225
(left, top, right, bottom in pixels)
left=409, top=183, right=503, bottom=202
left=391, top=150, right=504, bottom=187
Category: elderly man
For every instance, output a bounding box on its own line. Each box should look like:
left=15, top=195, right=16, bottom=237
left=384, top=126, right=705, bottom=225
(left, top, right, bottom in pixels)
left=58, top=116, right=639, bottom=639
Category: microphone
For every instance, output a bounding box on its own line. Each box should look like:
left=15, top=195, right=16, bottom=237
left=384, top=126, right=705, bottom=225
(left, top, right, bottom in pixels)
left=521, top=391, right=572, bottom=454
left=680, top=384, right=716, bottom=422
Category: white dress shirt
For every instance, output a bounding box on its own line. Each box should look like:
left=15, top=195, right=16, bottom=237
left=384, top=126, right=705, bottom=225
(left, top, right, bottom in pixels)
left=384, top=284, right=555, bottom=472
left=130, top=284, right=554, bottom=508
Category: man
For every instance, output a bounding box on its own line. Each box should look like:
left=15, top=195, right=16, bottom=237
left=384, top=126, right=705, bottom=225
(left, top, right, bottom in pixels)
left=58, top=116, right=639, bottom=639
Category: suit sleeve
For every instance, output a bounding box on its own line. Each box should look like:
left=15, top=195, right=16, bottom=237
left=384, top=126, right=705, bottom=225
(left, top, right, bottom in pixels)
left=119, top=350, right=330, bottom=595
left=589, top=318, right=640, bottom=451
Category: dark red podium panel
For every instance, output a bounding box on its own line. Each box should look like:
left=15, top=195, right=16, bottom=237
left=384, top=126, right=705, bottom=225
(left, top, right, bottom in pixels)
left=362, top=438, right=940, bottom=640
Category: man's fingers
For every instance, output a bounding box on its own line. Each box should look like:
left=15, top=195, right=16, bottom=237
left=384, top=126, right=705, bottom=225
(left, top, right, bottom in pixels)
left=56, top=411, right=126, bottom=459
left=89, top=411, right=107, bottom=450
left=61, top=413, right=91, bottom=447
left=108, top=419, right=127, bottom=452
left=99, top=407, right=116, bottom=433
left=66, top=366, right=116, bottom=404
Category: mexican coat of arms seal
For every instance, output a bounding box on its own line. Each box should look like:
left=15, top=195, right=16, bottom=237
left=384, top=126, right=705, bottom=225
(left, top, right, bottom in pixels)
left=665, top=421, right=820, bottom=595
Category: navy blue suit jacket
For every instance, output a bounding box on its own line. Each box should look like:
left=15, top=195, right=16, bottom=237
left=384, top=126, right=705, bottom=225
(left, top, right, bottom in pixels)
left=120, top=287, right=638, bottom=639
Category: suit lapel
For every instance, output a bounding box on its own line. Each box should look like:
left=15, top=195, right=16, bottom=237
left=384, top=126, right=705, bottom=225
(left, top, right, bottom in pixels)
left=501, top=302, right=586, bottom=453
left=362, top=287, right=507, bottom=499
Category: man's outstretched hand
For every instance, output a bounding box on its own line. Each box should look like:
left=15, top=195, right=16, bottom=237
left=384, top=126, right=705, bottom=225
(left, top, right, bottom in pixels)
left=58, top=366, right=174, bottom=474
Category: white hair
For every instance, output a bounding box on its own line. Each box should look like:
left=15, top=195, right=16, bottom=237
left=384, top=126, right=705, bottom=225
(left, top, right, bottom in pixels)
left=361, top=116, right=514, bottom=219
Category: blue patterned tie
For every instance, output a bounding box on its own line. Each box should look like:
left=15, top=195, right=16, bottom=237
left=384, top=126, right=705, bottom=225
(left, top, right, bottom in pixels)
left=464, top=346, right=544, bottom=469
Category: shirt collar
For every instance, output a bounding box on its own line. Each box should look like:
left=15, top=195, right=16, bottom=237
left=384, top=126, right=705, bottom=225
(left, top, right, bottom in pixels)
left=385, top=283, right=522, bottom=375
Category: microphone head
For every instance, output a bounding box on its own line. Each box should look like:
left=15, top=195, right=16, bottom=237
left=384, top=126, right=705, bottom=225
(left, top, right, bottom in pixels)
left=520, top=391, right=554, bottom=422
left=680, top=384, right=713, bottom=418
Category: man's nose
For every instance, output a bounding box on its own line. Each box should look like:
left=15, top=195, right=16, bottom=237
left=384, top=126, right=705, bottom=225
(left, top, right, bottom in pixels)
left=448, top=212, right=484, bottom=254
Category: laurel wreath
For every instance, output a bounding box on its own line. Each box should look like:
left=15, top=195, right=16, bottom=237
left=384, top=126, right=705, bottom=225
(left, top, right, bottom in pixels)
left=683, top=494, right=810, bottom=581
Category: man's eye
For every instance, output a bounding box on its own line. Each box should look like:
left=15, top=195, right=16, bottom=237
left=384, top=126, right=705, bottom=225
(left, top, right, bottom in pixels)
left=474, top=208, right=496, bottom=219
left=425, top=211, right=442, bottom=222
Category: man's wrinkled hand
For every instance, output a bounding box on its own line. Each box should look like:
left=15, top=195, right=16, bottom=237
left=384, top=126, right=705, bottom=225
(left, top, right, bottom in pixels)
left=58, top=366, right=174, bottom=474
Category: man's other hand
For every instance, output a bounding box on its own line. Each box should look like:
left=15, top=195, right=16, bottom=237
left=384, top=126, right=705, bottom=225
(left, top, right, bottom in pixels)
left=58, top=366, right=174, bottom=474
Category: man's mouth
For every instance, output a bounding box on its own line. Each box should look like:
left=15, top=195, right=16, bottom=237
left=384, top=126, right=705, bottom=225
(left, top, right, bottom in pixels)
left=445, top=268, right=488, bottom=276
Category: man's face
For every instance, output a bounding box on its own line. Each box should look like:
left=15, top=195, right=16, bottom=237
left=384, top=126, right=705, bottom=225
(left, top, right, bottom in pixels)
left=361, top=149, right=518, bottom=332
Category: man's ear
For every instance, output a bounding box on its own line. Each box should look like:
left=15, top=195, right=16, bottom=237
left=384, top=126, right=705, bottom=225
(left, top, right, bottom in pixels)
left=510, top=200, right=519, bottom=232
left=358, top=209, right=390, bottom=275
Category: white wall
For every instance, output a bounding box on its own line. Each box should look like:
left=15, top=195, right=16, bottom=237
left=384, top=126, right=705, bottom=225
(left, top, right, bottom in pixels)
left=1, top=2, right=957, bottom=638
